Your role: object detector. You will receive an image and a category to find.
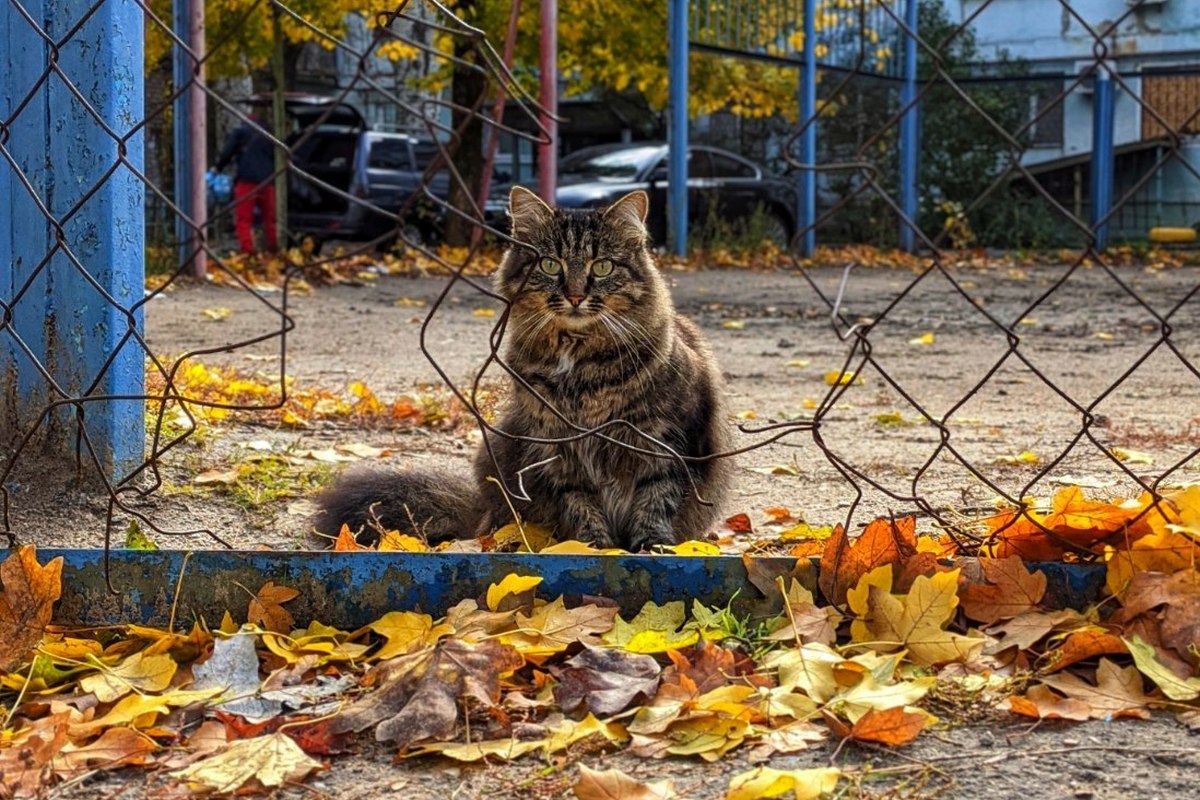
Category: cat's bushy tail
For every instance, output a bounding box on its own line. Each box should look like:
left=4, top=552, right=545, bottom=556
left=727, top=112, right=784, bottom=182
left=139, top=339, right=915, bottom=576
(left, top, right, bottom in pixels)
left=312, top=467, right=479, bottom=543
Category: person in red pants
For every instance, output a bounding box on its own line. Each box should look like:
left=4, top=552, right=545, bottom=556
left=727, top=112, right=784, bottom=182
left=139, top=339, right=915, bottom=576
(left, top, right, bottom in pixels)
left=211, top=112, right=278, bottom=254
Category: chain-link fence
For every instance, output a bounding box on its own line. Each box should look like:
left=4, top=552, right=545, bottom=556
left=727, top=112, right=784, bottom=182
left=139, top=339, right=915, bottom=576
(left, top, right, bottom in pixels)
left=1, top=0, right=1197, bottom=559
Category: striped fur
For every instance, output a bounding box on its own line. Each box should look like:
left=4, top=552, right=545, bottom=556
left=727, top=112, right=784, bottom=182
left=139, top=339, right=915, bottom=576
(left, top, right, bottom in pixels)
left=315, top=188, right=732, bottom=550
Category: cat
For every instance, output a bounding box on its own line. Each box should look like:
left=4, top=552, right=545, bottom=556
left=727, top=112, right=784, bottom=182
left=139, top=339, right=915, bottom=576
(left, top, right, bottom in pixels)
left=313, top=186, right=732, bottom=551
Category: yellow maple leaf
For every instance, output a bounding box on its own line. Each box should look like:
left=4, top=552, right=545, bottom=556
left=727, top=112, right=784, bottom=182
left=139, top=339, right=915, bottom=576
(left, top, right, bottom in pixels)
left=500, top=597, right=617, bottom=662
left=726, top=766, right=842, bottom=800
left=79, top=651, right=178, bottom=703
left=854, top=569, right=984, bottom=666
left=485, top=574, right=544, bottom=612
left=601, top=601, right=700, bottom=654
left=171, top=732, right=324, bottom=793
left=670, top=541, right=721, bottom=556
left=368, top=611, right=453, bottom=660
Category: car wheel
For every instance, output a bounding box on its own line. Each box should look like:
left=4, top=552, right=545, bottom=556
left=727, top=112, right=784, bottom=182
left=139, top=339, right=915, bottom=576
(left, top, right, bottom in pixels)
left=761, top=211, right=791, bottom=248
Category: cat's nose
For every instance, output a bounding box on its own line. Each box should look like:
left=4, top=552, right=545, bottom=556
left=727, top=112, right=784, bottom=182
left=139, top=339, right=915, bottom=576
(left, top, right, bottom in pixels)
left=565, top=294, right=586, bottom=307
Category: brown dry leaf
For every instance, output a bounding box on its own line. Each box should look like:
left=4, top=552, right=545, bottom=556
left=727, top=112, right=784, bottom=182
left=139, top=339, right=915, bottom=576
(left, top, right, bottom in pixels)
left=331, top=639, right=523, bottom=746
left=984, top=609, right=1083, bottom=652
left=819, top=517, right=917, bottom=605
left=1000, top=684, right=1091, bottom=721
left=0, top=712, right=69, bottom=798
left=960, top=557, right=1047, bottom=624
left=573, top=764, right=680, bottom=800
left=724, top=513, right=753, bottom=534
left=1041, top=628, right=1128, bottom=673
left=53, top=727, right=157, bottom=778
left=1040, top=659, right=1154, bottom=720
left=824, top=706, right=928, bottom=745
left=1120, top=568, right=1200, bottom=666
left=661, top=641, right=751, bottom=696
left=247, top=581, right=300, bottom=634
left=332, top=524, right=364, bottom=551
left=171, top=732, right=325, bottom=794
left=554, top=646, right=662, bottom=716
left=0, top=546, right=64, bottom=671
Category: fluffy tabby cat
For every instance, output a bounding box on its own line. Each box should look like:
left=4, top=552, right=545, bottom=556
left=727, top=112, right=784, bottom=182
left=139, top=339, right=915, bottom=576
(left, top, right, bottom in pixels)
left=314, top=187, right=732, bottom=550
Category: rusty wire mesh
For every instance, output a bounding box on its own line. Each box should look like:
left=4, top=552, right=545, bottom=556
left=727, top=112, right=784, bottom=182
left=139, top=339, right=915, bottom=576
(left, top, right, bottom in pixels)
left=0, top=0, right=1198, bottom=560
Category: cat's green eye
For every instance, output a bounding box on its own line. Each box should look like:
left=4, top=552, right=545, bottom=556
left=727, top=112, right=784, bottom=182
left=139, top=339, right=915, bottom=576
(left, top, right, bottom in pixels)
left=591, top=259, right=614, bottom=277
left=539, top=257, right=562, bottom=276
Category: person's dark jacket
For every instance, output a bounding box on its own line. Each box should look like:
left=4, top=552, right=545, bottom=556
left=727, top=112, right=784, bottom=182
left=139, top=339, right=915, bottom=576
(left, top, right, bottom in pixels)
left=214, top=117, right=276, bottom=184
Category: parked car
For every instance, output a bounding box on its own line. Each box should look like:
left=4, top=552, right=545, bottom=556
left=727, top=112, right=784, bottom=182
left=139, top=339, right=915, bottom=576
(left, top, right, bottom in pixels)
left=249, top=94, right=447, bottom=252
left=488, top=142, right=798, bottom=246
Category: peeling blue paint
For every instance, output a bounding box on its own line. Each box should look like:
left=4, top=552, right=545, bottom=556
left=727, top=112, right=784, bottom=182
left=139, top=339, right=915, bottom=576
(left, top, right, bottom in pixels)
left=1, top=0, right=145, bottom=477
left=43, top=550, right=1108, bottom=630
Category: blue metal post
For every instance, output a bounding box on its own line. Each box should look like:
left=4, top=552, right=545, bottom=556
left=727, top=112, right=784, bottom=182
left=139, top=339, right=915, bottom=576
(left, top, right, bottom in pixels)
left=1090, top=69, right=1115, bottom=250
left=173, top=0, right=192, bottom=268
left=1, top=0, right=146, bottom=478
left=899, top=0, right=920, bottom=252
left=797, top=0, right=817, bottom=257
left=668, top=0, right=688, bottom=256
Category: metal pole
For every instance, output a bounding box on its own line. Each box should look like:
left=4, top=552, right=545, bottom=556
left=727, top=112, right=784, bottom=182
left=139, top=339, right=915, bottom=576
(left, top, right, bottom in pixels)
left=189, top=0, right=207, bottom=278
left=1090, top=68, right=1115, bottom=249
left=899, top=0, right=919, bottom=253
left=1, top=0, right=145, bottom=476
left=668, top=0, right=688, bottom=256
left=475, top=0, right=521, bottom=246
left=172, top=0, right=191, bottom=269
left=272, top=6, right=288, bottom=252
left=798, top=0, right=816, bottom=257
left=538, top=0, right=558, bottom=204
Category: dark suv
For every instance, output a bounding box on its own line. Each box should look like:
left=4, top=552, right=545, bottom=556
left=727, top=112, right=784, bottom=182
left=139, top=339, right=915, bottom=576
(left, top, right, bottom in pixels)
left=257, top=95, right=447, bottom=251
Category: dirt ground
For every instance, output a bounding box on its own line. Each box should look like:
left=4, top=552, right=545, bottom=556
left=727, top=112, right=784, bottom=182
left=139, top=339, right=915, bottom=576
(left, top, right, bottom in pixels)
left=12, top=261, right=1200, bottom=798
left=8, top=259, right=1199, bottom=549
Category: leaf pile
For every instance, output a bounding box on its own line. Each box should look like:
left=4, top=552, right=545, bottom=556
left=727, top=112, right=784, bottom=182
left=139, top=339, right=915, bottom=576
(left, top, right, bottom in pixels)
left=146, top=358, right=487, bottom=432
left=2, top=484, right=1199, bottom=797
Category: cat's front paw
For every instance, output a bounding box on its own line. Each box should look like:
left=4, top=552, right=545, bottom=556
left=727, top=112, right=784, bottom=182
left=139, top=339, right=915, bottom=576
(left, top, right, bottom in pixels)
left=573, top=522, right=617, bottom=549
left=626, top=525, right=680, bottom=553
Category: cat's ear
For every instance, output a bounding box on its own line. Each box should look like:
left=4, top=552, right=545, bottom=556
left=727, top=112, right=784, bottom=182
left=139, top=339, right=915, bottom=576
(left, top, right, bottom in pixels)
left=605, top=191, right=650, bottom=231
left=508, top=186, right=553, bottom=238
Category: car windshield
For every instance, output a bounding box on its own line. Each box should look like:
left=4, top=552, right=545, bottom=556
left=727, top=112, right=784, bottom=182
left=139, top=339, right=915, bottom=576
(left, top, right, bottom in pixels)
left=559, top=145, right=662, bottom=182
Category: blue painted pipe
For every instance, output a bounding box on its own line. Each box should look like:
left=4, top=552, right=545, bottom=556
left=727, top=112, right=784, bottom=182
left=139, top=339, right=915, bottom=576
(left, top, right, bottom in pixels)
left=1091, top=69, right=1115, bottom=250
left=41, top=549, right=1107, bottom=630
left=668, top=0, right=689, bottom=256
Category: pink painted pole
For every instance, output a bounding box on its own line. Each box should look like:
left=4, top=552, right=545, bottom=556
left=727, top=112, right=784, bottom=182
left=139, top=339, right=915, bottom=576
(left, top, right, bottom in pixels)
left=538, top=0, right=557, bottom=204
left=474, top=0, right=521, bottom=245
left=189, top=0, right=207, bottom=278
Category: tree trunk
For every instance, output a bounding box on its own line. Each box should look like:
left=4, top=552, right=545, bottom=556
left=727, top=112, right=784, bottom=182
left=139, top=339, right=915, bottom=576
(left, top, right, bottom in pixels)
left=443, top=11, right=486, bottom=247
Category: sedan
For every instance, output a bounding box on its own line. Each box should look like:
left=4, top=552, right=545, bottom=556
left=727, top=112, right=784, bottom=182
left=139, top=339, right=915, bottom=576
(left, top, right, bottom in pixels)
left=489, top=143, right=798, bottom=247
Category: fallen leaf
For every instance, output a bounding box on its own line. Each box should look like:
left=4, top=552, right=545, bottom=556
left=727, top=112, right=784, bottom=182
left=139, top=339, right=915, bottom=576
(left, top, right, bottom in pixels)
left=960, top=557, right=1047, bottom=624
left=670, top=541, right=721, bottom=556
left=1041, top=627, right=1128, bottom=673
left=53, top=727, right=157, bottom=777
left=79, top=650, right=178, bottom=703
left=486, top=573, right=544, bottom=612
left=850, top=568, right=984, bottom=666
left=824, top=370, right=858, bottom=386
left=554, top=647, right=662, bottom=716
left=824, top=706, right=928, bottom=745
left=171, top=732, right=325, bottom=793
left=724, top=513, right=753, bottom=534
left=573, top=764, right=680, bottom=799
left=192, top=632, right=281, bottom=722
left=201, top=306, right=233, bottom=321
left=908, top=331, right=935, bottom=345
left=369, top=611, right=453, bottom=661
left=1040, top=659, right=1153, bottom=720
left=602, top=601, right=700, bottom=654
left=331, top=639, right=523, bottom=746
left=0, top=713, right=69, bottom=797
left=0, top=546, right=63, bottom=671
left=722, top=320, right=746, bottom=330
left=1000, top=684, right=1091, bottom=721
left=725, top=766, right=841, bottom=800
left=503, top=598, right=617, bottom=661
left=247, top=581, right=300, bottom=634
left=819, top=517, right=917, bottom=605
left=1125, top=635, right=1200, bottom=701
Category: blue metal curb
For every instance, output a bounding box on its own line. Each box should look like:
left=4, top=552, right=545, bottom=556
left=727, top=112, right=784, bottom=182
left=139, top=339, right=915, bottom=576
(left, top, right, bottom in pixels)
left=42, top=550, right=1108, bottom=630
